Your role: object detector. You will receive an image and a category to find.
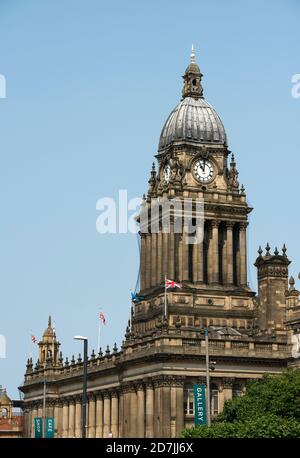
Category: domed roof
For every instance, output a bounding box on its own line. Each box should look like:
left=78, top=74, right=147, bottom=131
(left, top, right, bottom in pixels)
left=43, top=316, right=54, bottom=338
left=158, top=47, right=227, bottom=151
left=159, top=96, right=227, bottom=151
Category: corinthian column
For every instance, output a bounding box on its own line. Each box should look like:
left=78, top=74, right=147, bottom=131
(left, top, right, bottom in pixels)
left=168, top=221, right=175, bottom=279
left=145, top=381, right=154, bottom=438
left=225, top=222, right=234, bottom=285
left=140, top=233, right=146, bottom=290
left=151, top=233, right=157, bottom=287
left=182, top=227, right=189, bottom=281
left=88, top=394, right=96, bottom=438
left=111, top=391, right=119, bottom=438
left=162, top=231, right=168, bottom=277
left=211, top=220, right=220, bottom=284
left=157, top=229, right=163, bottom=284
left=68, top=398, right=75, bottom=438
left=239, top=222, right=248, bottom=286
left=62, top=399, right=69, bottom=438
left=145, top=233, right=151, bottom=289
left=136, top=383, right=145, bottom=438
left=103, top=392, right=111, bottom=438
left=75, top=396, right=82, bottom=438
left=31, top=404, right=38, bottom=438
left=95, top=393, right=103, bottom=438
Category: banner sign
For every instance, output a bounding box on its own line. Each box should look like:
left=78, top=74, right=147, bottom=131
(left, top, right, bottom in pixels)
left=34, top=417, right=43, bottom=438
left=46, top=417, right=55, bottom=438
left=193, top=384, right=207, bottom=426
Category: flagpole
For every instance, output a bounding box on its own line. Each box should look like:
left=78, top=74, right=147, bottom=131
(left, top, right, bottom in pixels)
left=29, top=330, right=32, bottom=358
left=129, top=296, right=132, bottom=332
left=97, top=319, right=101, bottom=352
left=164, top=274, right=167, bottom=318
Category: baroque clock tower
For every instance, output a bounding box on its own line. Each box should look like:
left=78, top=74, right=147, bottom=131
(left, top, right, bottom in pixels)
left=134, top=47, right=255, bottom=336
left=21, top=49, right=292, bottom=439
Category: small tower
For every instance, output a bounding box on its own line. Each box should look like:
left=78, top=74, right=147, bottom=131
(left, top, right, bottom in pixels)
left=182, top=45, right=203, bottom=99
left=38, top=316, right=60, bottom=367
left=254, top=244, right=290, bottom=334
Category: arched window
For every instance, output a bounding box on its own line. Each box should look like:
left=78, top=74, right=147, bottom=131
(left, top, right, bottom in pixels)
left=184, top=384, right=194, bottom=415
left=210, top=383, right=219, bottom=417
left=1, top=407, right=8, bottom=418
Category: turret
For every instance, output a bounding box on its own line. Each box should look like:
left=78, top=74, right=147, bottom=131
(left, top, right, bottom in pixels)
left=38, top=316, right=60, bottom=367
left=254, top=244, right=290, bottom=334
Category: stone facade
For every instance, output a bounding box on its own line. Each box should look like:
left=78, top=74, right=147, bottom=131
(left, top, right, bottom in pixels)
left=19, top=50, right=298, bottom=438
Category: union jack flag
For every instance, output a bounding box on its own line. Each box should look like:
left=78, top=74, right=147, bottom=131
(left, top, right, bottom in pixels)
left=99, top=311, right=106, bottom=324
left=165, top=279, right=182, bottom=289
left=31, top=335, right=37, bottom=344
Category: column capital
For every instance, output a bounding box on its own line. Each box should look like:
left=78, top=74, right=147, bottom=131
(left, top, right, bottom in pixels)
left=103, top=391, right=111, bottom=400
left=135, top=381, right=145, bottom=391
left=111, top=390, right=119, bottom=398
left=225, top=221, right=235, bottom=229
left=222, top=377, right=235, bottom=388
left=239, top=222, right=248, bottom=230
left=211, top=219, right=220, bottom=228
left=88, top=393, right=95, bottom=402
left=144, top=379, right=154, bottom=390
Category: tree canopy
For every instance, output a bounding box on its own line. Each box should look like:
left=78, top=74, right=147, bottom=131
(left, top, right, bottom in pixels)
left=182, top=370, right=300, bottom=438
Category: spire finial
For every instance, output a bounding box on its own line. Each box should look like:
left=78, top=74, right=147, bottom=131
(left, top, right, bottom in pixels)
left=190, top=44, right=195, bottom=64
left=48, top=316, right=52, bottom=328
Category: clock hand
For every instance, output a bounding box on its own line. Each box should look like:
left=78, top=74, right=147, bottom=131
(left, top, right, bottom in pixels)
left=201, top=159, right=206, bottom=172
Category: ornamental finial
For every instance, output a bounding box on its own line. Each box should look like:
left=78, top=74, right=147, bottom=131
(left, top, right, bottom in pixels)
left=190, top=44, right=195, bottom=64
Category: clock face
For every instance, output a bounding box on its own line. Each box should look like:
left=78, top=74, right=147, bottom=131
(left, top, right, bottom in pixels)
left=194, top=159, right=214, bottom=182
left=163, top=164, right=171, bottom=183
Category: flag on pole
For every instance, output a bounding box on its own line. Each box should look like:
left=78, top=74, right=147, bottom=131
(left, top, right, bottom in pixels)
left=31, top=335, right=37, bottom=344
left=165, top=279, right=182, bottom=289
left=99, top=311, right=106, bottom=325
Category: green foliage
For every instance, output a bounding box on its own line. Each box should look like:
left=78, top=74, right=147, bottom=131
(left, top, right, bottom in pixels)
left=183, top=370, right=300, bottom=438
left=182, top=414, right=300, bottom=438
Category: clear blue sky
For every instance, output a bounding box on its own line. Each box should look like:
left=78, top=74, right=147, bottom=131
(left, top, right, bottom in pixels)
left=0, top=0, right=299, bottom=397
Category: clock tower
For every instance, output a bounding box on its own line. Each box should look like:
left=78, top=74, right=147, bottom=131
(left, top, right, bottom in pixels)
left=134, top=48, right=255, bottom=336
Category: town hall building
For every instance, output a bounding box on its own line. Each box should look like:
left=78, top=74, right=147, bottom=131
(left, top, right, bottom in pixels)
left=20, top=49, right=300, bottom=438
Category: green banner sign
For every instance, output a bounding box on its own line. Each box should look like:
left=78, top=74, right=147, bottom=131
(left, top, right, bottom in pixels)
left=34, top=417, right=43, bottom=438
left=193, top=384, right=207, bottom=426
left=46, top=417, right=55, bottom=438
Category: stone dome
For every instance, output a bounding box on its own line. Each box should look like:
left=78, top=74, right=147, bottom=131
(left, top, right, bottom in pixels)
left=158, top=96, right=227, bottom=151
left=158, top=47, right=227, bottom=151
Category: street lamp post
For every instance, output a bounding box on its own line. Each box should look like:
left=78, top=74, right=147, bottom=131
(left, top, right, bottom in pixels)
left=205, top=329, right=211, bottom=426
left=74, top=336, right=88, bottom=438
left=205, top=328, right=216, bottom=427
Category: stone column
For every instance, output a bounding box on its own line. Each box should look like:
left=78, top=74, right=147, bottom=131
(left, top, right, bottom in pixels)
left=221, top=378, right=233, bottom=411
left=161, top=384, right=171, bottom=437
left=170, top=378, right=184, bottom=438
left=182, top=228, right=189, bottom=281
left=154, top=379, right=162, bottom=437
left=30, top=404, right=36, bottom=438
left=178, top=235, right=183, bottom=281
left=157, top=230, right=163, bottom=284
left=140, top=233, right=146, bottom=290
left=192, top=232, right=198, bottom=283
left=68, top=398, right=75, bottom=438
left=168, top=222, right=175, bottom=279
left=75, top=396, right=82, bottom=438
left=118, top=389, right=124, bottom=438
left=129, top=386, right=137, bottom=438
left=145, top=381, right=154, bottom=438
left=226, top=222, right=234, bottom=284
left=88, top=394, right=96, bottom=438
left=111, top=391, right=119, bottom=438
left=211, top=220, right=220, bottom=284
left=162, top=231, right=168, bottom=277
left=95, top=393, right=103, bottom=438
left=239, top=222, right=248, bottom=286
left=136, top=382, right=145, bottom=438
left=151, top=233, right=157, bottom=287
left=145, top=233, right=152, bottom=289
left=194, top=227, right=204, bottom=283
left=62, top=399, right=69, bottom=438
left=103, top=392, right=111, bottom=438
